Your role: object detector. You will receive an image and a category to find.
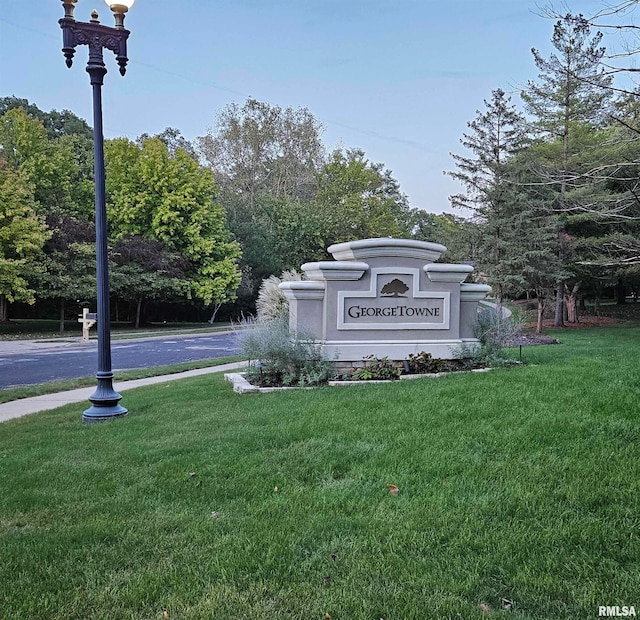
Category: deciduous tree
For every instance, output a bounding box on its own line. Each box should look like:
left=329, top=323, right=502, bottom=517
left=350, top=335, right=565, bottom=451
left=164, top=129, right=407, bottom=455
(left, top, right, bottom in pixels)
left=409, top=211, right=480, bottom=265
left=0, top=106, right=92, bottom=221
left=105, top=137, right=241, bottom=315
left=198, top=98, right=325, bottom=206
left=0, top=162, right=49, bottom=322
left=110, top=236, right=189, bottom=328
left=315, top=148, right=410, bottom=247
left=37, top=214, right=96, bottom=331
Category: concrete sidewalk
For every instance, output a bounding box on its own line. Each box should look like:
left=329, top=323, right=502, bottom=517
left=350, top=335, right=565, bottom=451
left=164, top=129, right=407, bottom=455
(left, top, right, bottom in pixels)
left=0, top=361, right=246, bottom=423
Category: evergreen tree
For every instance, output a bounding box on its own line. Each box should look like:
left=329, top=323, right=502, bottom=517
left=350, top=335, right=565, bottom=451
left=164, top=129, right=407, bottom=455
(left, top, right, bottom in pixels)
left=522, top=16, right=614, bottom=325
left=505, top=151, right=570, bottom=332
left=447, top=88, right=529, bottom=305
left=564, top=107, right=640, bottom=302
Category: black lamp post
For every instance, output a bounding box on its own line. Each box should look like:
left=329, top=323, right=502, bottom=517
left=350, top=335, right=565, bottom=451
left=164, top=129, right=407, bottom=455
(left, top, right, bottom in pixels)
left=59, top=0, right=135, bottom=422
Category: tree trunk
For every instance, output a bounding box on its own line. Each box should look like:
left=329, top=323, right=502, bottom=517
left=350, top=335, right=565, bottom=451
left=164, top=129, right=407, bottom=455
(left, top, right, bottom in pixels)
left=565, top=282, right=580, bottom=323
left=135, top=298, right=143, bottom=329
left=554, top=281, right=565, bottom=327
left=494, top=283, right=503, bottom=310
left=0, top=294, right=7, bottom=322
left=208, top=302, right=223, bottom=324
left=536, top=293, right=545, bottom=334
left=615, top=280, right=626, bottom=305
left=59, top=298, right=66, bottom=333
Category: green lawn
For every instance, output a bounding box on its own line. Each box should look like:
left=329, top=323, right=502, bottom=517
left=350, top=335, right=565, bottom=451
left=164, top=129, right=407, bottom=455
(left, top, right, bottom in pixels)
left=1, top=326, right=639, bottom=619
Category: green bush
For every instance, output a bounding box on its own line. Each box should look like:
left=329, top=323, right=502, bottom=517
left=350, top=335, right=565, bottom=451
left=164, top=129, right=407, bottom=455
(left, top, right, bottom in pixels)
left=404, top=351, right=480, bottom=374
left=235, top=316, right=332, bottom=387
left=455, top=305, right=523, bottom=366
left=351, top=355, right=402, bottom=381
left=406, top=351, right=449, bottom=374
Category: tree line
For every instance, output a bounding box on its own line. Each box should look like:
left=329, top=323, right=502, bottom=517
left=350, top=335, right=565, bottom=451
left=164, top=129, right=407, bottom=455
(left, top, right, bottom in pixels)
left=447, top=8, right=640, bottom=331
left=0, top=96, right=466, bottom=328
left=0, top=100, right=241, bottom=328
left=2, top=3, right=639, bottom=331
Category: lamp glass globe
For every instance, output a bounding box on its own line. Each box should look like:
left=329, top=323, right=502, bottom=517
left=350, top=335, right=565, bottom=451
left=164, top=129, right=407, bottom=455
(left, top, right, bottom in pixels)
left=105, top=0, right=136, bottom=10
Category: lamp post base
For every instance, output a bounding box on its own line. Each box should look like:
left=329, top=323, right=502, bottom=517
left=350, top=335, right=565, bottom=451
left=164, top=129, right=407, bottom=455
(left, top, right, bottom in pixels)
left=82, top=376, right=128, bottom=423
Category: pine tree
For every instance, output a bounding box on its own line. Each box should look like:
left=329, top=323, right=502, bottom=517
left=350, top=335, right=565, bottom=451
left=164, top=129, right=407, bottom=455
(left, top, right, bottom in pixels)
left=505, top=151, right=570, bottom=333
left=447, top=88, right=529, bottom=306
left=522, top=16, right=614, bottom=326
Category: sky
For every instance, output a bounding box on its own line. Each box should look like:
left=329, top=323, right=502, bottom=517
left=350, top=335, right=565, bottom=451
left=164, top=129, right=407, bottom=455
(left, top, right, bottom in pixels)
left=0, top=0, right=625, bottom=217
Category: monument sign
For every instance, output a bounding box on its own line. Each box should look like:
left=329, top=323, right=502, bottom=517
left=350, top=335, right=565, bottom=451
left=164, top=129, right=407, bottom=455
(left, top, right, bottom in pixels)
left=280, top=238, right=491, bottom=362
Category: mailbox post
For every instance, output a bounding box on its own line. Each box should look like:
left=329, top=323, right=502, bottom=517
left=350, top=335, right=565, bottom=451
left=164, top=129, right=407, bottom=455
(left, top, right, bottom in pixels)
left=78, top=308, right=97, bottom=341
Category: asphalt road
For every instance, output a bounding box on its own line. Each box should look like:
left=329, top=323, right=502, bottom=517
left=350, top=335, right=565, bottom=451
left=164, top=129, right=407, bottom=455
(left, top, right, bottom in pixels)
left=0, top=332, right=239, bottom=389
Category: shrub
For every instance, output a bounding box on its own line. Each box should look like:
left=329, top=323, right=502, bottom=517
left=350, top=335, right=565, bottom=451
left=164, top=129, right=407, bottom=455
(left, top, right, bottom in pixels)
left=405, top=351, right=449, bottom=374
left=453, top=305, right=523, bottom=366
left=351, top=355, right=402, bottom=381
left=404, top=351, right=480, bottom=374
left=235, top=316, right=332, bottom=387
left=475, top=305, right=522, bottom=348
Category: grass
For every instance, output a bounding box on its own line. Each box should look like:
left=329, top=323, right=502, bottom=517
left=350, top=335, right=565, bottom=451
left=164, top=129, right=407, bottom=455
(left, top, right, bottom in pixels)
left=1, top=326, right=639, bottom=619
left=0, top=355, right=244, bottom=404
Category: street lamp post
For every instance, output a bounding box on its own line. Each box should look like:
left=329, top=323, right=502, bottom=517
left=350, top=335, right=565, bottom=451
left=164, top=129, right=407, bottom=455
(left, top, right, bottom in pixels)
left=59, top=0, right=135, bottom=422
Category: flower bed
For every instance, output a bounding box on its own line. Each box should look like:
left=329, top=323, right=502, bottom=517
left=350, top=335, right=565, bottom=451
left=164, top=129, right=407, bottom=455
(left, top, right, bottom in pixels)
left=225, top=360, right=494, bottom=394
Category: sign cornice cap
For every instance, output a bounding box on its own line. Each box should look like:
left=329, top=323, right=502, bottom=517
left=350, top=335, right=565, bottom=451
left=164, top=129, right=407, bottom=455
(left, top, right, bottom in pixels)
left=328, top=237, right=446, bottom=262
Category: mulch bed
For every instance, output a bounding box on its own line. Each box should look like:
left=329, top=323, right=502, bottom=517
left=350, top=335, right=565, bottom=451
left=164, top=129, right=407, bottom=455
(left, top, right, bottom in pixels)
left=514, top=315, right=623, bottom=346
left=511, top=333, right=560, bottom=346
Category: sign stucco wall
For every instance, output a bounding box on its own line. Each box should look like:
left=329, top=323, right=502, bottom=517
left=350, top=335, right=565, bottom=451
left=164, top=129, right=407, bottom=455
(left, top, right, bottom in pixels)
left=280, top=238, right=490, bottom=362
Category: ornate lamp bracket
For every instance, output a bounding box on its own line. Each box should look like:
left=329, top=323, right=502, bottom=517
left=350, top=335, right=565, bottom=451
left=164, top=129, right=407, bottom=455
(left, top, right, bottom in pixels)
left=59, top=4, right=130, bottom=79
